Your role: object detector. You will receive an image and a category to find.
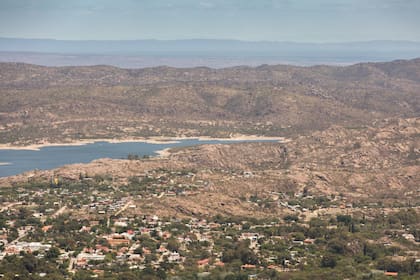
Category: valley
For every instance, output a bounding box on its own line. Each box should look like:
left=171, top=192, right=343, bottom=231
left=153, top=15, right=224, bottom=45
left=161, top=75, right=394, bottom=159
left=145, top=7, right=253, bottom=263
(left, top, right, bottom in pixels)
left=0, top=60, right=419, bottom=279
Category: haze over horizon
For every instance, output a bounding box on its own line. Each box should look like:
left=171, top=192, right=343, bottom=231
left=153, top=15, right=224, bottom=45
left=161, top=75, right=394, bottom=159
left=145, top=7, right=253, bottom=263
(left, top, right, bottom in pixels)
left=2, top=37, right=420, bottom=44
left=1, top=1, right=420, bottom=67
left=1, top=0, right=420, bottom=42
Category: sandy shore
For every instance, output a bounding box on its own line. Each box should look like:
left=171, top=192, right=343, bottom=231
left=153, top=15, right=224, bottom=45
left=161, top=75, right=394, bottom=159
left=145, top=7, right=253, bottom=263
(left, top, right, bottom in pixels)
left=0, top=135, right=287, bottom=151
left=155, top=148, right=172, bottom=158
left=0, top=138, right=178, bottom=151
left=196, top=135, right=286, bottom=142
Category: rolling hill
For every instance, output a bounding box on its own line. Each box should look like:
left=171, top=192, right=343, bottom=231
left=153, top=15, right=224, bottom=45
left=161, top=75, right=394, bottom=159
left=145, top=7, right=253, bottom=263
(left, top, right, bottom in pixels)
left=0, top=59, right=419, bottom=145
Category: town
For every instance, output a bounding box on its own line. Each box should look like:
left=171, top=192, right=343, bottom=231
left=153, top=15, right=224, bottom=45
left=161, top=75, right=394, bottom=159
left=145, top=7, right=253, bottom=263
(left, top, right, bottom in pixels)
left=0, top=167, right=419, bottom=280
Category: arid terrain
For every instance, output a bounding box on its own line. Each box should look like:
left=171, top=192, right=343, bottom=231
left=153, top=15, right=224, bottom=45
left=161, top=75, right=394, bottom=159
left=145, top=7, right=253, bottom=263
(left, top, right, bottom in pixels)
left=0, top=59, right=419, bottom=279
left=2, top=117, right=418, bottom=217
left=0, top=59, right=419, bottom=145
left=2, top=0, right=420, bottom=277
left=1, top=59, right=419, bottom=212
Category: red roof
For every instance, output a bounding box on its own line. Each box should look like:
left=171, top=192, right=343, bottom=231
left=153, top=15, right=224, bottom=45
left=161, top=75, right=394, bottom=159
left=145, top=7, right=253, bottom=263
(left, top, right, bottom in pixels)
left=197, top=258, right=210, bottom=266
left=42, top=225, right=53, bottom=232
left=241, top=264, right=257, bottom=269
left=214, top=261, right=225, bottom=267
left=267, top=265, right=276, bottom=269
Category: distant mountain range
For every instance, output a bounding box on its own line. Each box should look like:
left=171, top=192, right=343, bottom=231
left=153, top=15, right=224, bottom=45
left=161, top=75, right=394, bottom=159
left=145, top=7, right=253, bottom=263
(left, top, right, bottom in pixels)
left=1, top=38, right=420, bottom=68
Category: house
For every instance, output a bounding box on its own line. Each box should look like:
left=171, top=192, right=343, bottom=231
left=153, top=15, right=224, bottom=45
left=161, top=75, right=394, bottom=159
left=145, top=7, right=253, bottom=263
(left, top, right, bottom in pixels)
left=159, top=231, right=171, bottom=239
left=168, top=252, right=181, bottom=263
left=32, top=213, right=43, bottom=218
left=402, top=233, right=415, bottom=241
left=12, top=242, right=51, bottom=253
left=77, top=252, right=106, bottom=262
left=197, top=258, right=210, bottom=267
left=4, top=246, right=19, bottom=255
left=240, top=233, right=260, bottom=243
left=114, top=221, right=128, bottom=227
left=0, top=232, right=8, bottom=242
left=241, top=264, right=257, bottom=269
left=79, top=226, right=91, bottom=233
left=157, top=245, right=168, bottom=254
left=121, top=231, right=135, bottom=240
left=304, top=238, right=315, bottom=245
left=214, top=261, right=225, bottom=267
left=140, top=228, right=151, bottom=235
left=128, top=254, right=143, bottom=262
left=95, top=245, right=110, bottom=253
left=92, top=270, right=104, bottom=277
left=107, top=235, right=130, bottom=247
left=90, top=221, right=100, bottom=226
left=384, top=271, right=398, bottom=277
left=76, top=258, right=87, bottom=268
left=118, top=247, right=129, bottom=254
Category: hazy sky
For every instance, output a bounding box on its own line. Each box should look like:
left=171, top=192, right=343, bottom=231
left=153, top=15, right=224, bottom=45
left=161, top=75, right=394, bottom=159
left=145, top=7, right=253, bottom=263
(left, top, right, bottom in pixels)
left=0, top=0, right=419, bottom=42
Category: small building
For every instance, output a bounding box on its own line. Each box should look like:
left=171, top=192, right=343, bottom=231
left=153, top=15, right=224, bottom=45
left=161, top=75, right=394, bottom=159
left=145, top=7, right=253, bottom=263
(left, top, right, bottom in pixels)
left=107, top=235, right=130, bottom=247
left=241, top=264, right=257, bottom=270
left=197, top=258, right=210, bottom=267
left=168, top=252, right=181, bottom=263
left=77, top=252, right=106, bottom=262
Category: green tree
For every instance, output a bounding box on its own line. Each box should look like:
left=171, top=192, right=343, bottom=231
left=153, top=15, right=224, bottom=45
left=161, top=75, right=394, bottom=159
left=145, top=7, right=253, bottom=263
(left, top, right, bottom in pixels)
left=336, top=215, right=352, bottom=226
left=321, top=254, right=337, bottom=268
left=166, top=238, right=180, bottom=252
left=46, top=247, right=60, bottom=260
left=327, top=239, right=346, bottom=255
left=73, top=270, right=94, bottom=280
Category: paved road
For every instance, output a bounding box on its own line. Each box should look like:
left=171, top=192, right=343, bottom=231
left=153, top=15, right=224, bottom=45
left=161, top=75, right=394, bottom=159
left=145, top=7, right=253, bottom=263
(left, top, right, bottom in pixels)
left=52, top=205, right=67, bottom=218
left=115, top=200, right=133, bottom=216
left=68, top=257, right=76, bottom=273
left=0, top=202, right=22, bottom=212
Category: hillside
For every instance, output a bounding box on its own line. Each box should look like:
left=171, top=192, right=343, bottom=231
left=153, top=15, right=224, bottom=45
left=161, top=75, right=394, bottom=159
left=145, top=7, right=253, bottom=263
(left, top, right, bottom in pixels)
left=1, top=118, right=419, bottom=280
left=2, top=117, right=418, bottom=217
left=0, top=59, right=419, bottom=145
left=0, top=60, right=419, bottom=279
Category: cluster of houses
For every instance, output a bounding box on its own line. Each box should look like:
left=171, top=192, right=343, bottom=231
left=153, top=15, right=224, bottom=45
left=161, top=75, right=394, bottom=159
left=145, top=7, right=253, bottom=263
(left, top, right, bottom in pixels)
left=0, top=169, right=418, bottom=278
left=1, top=241, right=51, bottom=257
left=60, top=214, right=317, bottom=274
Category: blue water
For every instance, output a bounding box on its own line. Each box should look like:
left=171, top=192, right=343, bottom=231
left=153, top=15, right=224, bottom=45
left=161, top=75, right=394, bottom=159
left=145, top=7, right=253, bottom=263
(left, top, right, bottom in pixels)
left=0, top=139, right=278, bottom=177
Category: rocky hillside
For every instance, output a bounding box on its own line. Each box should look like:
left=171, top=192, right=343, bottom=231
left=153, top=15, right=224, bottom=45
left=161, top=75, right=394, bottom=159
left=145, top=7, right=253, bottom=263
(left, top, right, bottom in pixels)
left=0, top=59, right=419, bottom=144
left=2, top=118, right=418, bottom=217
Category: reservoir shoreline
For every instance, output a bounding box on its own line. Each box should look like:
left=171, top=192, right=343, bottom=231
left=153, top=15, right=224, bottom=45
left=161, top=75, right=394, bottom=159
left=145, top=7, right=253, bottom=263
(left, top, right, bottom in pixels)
left=0, top=136, right=286, bottom=177
left=0, top=135, right=286, bottom=151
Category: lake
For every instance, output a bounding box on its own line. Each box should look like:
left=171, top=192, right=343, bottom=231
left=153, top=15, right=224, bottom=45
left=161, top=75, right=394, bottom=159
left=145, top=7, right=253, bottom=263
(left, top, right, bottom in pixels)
left=0, top=138, right=279, bottom=177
